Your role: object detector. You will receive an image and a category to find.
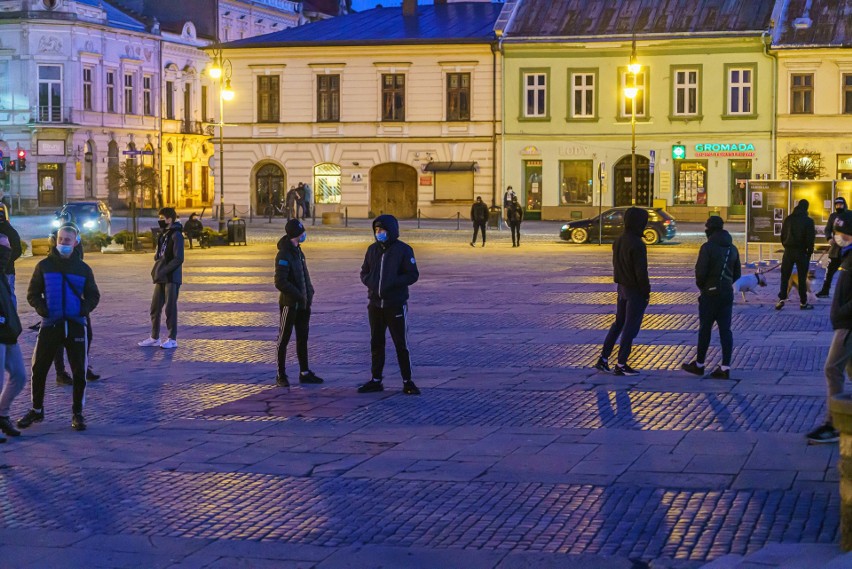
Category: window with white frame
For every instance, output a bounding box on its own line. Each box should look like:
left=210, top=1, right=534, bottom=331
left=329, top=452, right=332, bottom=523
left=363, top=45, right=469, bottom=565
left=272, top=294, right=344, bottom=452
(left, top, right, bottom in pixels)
left=124, top=72, right=134, bottom=114
left=38, top=65, right=62, bottom=122
left=106, top=71, right=116, bottom=113
left=620, top=70, right=646, bottom=117
left=165, top=80, right=174, bottom=119
left=790, top=73, right=814, bottom=114
left=143, top=75, right=153, bottom=116
left=674, top=68, right=699, bottom=116
left=524, top=72, right=547, bottom=117
left=571, top=73, right=594, bottom=118
left=844, top=74, right=852, bottom=115
left=83, top=67, right=93, bottom=111
left=728, top=67, right=752, bottom=114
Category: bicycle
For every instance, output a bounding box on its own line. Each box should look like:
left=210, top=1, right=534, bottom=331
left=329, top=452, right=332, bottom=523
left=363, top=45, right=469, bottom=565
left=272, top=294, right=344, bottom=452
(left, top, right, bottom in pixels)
left=263, top=200, right=289, bottom=222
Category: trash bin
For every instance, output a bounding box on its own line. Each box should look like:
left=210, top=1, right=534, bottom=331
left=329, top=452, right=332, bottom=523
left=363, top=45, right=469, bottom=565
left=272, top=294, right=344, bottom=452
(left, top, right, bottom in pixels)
left=227, top=217, right=246, bottom=246
left=488, top=206, right=501, bottom=229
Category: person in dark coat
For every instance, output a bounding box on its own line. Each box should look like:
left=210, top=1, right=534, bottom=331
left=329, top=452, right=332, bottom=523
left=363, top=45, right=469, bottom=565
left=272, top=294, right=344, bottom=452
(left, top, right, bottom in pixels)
left=776, top=199, right=816, bottom=310
left=817, top=197, right=848, bottom=298
left=286, top=186, right=299, bottom=219
left=470, top=196, right=489, bottom=247
left=274, top=218, right=322, bottom=388
left=357, top=214, right=420, bottom=395
left=138, top=208, right=184, bottom=349
left=0, top=234, right=25, bottom=441
left=506, top=196, right=524, bottom=247
left=807, top=212, right=852, bottom=444
left=183, top=213, right=204, bottom=249
left=682, top=216, right=741, bottom=379
left=595, top=207, right=650, bottom=376
left=0, top=204, right=22, bottom=308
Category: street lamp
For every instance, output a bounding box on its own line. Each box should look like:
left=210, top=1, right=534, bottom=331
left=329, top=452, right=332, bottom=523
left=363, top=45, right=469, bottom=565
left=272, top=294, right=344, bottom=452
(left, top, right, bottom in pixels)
left=625, top=39, right=641, bottom=205
left=209, top=46, right=233, bottom=232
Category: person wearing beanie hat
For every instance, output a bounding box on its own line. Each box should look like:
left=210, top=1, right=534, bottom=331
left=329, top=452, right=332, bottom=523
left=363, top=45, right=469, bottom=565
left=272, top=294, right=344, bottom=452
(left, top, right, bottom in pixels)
left=274, top=219, right=322, bottom=387
left=817, top=197, right=849, bottom=297
left=682, top=216, right=741, bottom=380
left=777, top=199, right=816, bottom=310
left=807, top=212, right=852, bottom=444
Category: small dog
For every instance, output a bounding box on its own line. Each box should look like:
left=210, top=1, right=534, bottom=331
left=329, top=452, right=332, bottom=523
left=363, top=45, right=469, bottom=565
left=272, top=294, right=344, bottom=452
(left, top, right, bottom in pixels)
left=734, top=272, right=767, bottom=302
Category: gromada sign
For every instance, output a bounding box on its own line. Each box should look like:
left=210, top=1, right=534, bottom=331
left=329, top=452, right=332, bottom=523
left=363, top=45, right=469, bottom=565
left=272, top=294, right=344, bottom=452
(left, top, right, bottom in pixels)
left=694, top=143, right=756, bottom=158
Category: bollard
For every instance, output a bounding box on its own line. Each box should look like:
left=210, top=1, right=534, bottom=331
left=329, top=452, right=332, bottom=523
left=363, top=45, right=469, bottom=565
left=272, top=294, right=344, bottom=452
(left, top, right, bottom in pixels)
left=831, top=393, right=852, bottom=551
left=312, top=206, right=316, bottom=226
left=417, top=209, right=421, bottom=229
left=345, top=207, right=349, bottom=228
left=232, top=204, right=236, bottom=219
left=456, top=212, right=460, bottom=230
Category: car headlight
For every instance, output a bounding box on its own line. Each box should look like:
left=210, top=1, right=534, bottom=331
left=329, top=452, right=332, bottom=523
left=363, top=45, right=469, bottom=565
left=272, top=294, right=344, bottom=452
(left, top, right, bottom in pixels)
left=51, top=219, right=61, bottom=228
left=83, top=220, right=96, bottom=229
left=561, top=224, right=569, bottom=231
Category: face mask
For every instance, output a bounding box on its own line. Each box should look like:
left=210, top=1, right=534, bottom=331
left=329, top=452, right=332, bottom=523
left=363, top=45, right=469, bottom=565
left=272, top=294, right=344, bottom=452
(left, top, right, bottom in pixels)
left=837, top=207, right=845, bottom=213
left=375, top=230, right=388, bottom=243
left=158, top=219, right=168, bottom=229
left=57, top=244, right=74, bottom=257
left=299, top=233, right=306, bottom=243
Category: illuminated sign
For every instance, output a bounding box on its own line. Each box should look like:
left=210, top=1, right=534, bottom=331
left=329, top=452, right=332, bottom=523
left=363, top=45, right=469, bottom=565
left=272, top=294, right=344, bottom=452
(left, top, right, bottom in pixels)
left=520, top=145, right=541, bottom=156
left=672, top=145, right=686, bottom=160
left=694, top=142, right=756, bottom=157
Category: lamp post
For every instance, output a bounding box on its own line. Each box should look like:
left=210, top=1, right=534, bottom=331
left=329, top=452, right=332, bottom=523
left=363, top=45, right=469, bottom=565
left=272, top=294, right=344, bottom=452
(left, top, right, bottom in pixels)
left=209, top=46, right=233, bottom=232
left=625, top=39, right=641, bottom=206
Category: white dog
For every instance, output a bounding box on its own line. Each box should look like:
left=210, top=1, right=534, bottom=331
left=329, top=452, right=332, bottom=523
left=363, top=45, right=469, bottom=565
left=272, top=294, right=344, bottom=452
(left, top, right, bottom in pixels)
left=733, top=272, right=768, bottom=302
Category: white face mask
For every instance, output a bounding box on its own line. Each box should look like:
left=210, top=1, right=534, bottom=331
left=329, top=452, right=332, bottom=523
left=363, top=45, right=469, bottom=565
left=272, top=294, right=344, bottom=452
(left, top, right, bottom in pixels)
left=835, top=234, right=850, bottom=247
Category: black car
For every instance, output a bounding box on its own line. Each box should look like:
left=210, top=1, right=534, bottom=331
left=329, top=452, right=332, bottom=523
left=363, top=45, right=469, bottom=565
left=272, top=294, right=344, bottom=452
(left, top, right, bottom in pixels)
left=53, top=201, right=112, bottom=235
left=559, top=207, right=676, bottom=245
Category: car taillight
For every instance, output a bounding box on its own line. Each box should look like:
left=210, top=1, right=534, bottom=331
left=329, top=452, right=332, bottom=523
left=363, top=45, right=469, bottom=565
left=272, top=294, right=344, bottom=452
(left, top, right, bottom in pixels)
left=663, top=220, right=671, bottom=226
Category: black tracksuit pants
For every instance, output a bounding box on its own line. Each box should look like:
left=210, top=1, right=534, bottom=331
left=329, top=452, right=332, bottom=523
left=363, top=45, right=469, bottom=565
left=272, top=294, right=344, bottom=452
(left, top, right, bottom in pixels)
left=509, top=222, right=521, bottom=246
left=778, top=248, right=810, bottom=305
left=697, top=294, right=734, bottom=366
left=369, top=304, right=412, bottom=382
left=472, top=222, right=486, bottom=245
left=821, top=256, right=842, bottom=294
left=32, top=320, right=88, bottom=413
left=54, top=314, right=92, bottom=373
left=277, top=304, right=310, bottom=377
left=601, top=285, right=648, bottom=365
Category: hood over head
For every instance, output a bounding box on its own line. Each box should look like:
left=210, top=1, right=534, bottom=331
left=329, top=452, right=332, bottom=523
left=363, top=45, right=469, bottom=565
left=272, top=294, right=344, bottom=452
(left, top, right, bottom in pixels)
left=623, top=207, right=649, bottom=236
left=794, top=199, right=809, bottom=214
left=708, top=228, right=734, bottom=247
left=372, top=214, right=400, bottom=242
left=836, top=197, right=848, bottom=210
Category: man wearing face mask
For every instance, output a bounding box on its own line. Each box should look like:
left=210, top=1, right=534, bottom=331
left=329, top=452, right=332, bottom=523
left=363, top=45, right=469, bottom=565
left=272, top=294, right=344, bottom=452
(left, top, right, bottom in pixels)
left=358, top=214, right=420, bottom=395
left=274, top=219, right=322, bottom=387
left=817, top=197, right=848, bottom=298
left=138, top=208, right=184, bottom=349
left=18, top=224, right=100, bottom=432
left=0, top=205, right=22, bottom=307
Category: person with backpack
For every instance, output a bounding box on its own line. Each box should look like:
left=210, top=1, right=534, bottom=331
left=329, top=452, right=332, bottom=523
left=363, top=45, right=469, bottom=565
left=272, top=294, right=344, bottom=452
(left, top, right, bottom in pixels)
left=682, top=216, right=741, bottom=379
left=506, top=196, right=524, bottom=247
left=470, top=196, right=489, bottom=247
left=776, top=199, right=816, bottom=310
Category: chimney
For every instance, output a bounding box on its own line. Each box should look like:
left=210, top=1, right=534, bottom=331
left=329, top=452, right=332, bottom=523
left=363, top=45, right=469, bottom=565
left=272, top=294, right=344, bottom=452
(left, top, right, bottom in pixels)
left=403, top=0, right=417, bottom=17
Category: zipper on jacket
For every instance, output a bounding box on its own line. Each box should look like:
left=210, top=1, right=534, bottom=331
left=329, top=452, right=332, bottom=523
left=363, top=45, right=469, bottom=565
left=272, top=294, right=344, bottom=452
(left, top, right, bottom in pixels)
left=379, top=249, right=386, bottom=308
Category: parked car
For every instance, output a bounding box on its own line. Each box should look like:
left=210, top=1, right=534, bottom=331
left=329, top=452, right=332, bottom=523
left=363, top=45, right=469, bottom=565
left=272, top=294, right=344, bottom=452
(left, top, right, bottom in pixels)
left=52, top=201, right=112, bottom=235
left=559, top=207, right=676, bottom=245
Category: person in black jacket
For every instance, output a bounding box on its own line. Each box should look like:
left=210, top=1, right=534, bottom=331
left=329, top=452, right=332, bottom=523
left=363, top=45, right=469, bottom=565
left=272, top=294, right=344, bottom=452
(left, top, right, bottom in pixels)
left=682, top=216, right=741, bottom=379
left=183, top=213, right=204, bottom=249
left=274, top=219, right=322, bottom=388
left=0, top=234, right=25, bottom=441
left=806, top=212, right=852, bottom=444
left=358, top=214, right=421, bottom=395
left=0, top=204, right=22, bottom=308
left=470, top=196, right=489, bottom=247
left=506, top=196, right=524, bottom=247
left=817, top=197, right=848, bottom=298
left=776, top=199, right=816, bottom=310
left=18, top=224, right=100, bottom=432
left=138, top=208, right=184, bottom=349
left=595, top=207, right=650, bottom=376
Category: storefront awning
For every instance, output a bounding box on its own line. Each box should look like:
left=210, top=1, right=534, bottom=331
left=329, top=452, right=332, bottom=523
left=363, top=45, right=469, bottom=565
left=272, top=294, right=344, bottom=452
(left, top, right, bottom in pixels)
left=424, top=161, right=477, bottom=172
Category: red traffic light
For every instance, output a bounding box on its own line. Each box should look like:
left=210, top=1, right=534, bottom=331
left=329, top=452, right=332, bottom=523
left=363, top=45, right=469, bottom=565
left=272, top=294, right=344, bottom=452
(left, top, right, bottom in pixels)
left=17, top=149, right=25, bottom=159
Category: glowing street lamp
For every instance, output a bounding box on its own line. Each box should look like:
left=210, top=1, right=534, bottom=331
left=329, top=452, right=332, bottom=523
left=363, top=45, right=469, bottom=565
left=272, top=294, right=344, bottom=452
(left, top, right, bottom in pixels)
left=209, top=46, right=233, bottom=232
left=625, top=39, right=641, bottom=205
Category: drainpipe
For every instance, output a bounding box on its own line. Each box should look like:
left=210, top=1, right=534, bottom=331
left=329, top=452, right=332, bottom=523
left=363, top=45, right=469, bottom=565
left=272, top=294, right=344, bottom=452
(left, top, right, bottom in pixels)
left=491, top=38, right=498, bottom=209
left=761, top=29, right=777, bottom=178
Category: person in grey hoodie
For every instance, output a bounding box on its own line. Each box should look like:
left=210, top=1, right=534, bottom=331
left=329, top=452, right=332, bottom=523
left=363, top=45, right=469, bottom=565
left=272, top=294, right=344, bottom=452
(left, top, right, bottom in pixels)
left=595, top=207, right=650, bottom=376
left=138, top=208, right=184, bottom=349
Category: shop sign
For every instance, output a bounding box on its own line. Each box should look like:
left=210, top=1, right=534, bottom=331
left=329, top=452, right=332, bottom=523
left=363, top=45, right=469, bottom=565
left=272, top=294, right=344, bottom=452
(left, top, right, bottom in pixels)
left=419, top=176, right=432, bottom=186
left=520, top=145, right=541, bottom=156
left=37, top=140, right=65, bottom=156
left=694, top=142, right=755, bottom=157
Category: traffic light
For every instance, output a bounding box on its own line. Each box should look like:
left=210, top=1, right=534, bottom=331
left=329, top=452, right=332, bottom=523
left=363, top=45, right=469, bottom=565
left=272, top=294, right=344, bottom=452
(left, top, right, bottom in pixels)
left=16, top=149, right=25, bottom=171
left=8, top=160, right=15, bottom=172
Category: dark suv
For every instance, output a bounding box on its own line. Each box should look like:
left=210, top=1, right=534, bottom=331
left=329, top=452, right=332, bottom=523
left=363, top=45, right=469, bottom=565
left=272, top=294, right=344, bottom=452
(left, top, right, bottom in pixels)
left=559, top=207, right=676, bottom=245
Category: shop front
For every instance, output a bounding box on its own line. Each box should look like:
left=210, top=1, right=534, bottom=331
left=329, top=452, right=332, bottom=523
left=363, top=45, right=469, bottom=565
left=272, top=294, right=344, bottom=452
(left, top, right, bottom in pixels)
left=522, top=159, right=542, bottom=220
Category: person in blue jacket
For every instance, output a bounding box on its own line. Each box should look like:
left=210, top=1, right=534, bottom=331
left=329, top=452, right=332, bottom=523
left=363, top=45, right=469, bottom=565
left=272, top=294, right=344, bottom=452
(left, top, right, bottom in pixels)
left=358, top=214, right=421, bottom=395
left=18, top=223, right=100, bottom=432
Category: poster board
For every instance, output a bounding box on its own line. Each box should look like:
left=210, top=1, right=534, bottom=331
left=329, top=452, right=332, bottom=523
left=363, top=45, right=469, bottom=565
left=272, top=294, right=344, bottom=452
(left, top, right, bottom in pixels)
left=746, top=180, right=789, bottom=243
left=791, top=180, right=833, bottom=225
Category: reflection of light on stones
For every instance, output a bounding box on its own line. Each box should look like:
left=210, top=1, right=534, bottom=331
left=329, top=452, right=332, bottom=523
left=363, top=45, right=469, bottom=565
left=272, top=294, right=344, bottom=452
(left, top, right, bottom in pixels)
left=544, top=276, right=693, bottom=284
left=189, top=267, right=268, bottom=274
left=184, top=276, right=269, bottom=285
left=173, top=339, right=273, bottom=363
left=544, top=292, right=698, bottom=305
left=183, top=312, right=278, bottom=327
left=181, top=291, right=277, bottom=304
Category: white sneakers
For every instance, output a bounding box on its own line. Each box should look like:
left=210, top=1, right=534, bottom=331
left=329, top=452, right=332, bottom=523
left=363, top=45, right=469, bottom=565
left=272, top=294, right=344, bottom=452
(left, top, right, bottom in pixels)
left=138, top=337, right=178, bottom=349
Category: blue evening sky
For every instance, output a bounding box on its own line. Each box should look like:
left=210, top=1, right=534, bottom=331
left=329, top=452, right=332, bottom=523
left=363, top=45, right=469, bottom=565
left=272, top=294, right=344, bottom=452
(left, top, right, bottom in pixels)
left=352, top=0, right=498, bottom=9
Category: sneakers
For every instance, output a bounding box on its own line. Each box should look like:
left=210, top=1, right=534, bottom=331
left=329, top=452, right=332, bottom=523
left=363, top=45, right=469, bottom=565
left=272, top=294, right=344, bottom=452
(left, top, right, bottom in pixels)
left=816, top=290, right=830, bottom=299
left=299, top=371, right=324, bottom=384
left=72, top=413, right=86, bottom=431
left=806, top=423, right=839, bottom=444
left=470, top=242, right=475, bottom=247
left=403, top=380, right=421, bottom=395
left=775, top=300, right=785, bottom=310
left=138, top=337, right=160, bottom=347
left=276, top=374, right=290, bottom=388
left=0, top=416, right=20, bottom=437
left=86, top=368, right=100, bottom=381
left=56, top=370, right=73, bottom=385
left=613, top=364, right=639, bottom=376
left=709, top=366, right=731, bottom=380
left=357, top=379, right=384, bottom=393
left=681, top=361, right=705, bottom=376
left=594, top=357, right=611, bottom=373
left=17, top=409, right=44, bottom=429
left=160, top=338, right=178, bottom=349
left=800, top=303, right=814, bottom=310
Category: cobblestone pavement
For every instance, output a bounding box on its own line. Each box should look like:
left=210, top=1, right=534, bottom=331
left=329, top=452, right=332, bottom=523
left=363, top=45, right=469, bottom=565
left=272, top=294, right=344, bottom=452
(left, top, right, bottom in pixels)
left=0, top=235, right=845, bottom=568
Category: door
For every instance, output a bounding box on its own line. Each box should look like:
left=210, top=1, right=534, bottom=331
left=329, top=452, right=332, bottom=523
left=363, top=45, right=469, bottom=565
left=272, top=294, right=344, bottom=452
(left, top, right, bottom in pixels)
left=614, top=155, right=650, bottom=207
left=370, top=163, right=417, bottom=218
left=84, top=143, right=94, bottom=198
left=729, top=159, right=751, bottom=216
left=523, top=160, right=542, bottom=219
left=38, top=163, right=63, bottom=207
left=201, top=166, right=210, bottom=203
left=255, top=164, right=285, bottom=214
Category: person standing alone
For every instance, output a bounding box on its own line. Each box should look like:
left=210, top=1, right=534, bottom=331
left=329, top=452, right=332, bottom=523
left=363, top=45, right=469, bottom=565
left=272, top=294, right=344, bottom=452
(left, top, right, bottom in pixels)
left=776, top=199, right=816, bottom=310
left=138, top=208, right=184, bottom=349
left=817, top=197, right=848, bottom=298
left=470, top=196, right=489, bottom=247
left=506, top=196, right=524, bottom=247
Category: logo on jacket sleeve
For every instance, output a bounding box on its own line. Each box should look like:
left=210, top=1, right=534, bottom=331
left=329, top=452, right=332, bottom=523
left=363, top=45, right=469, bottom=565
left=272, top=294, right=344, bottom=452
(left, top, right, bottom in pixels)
left=411, top=257, right=416, bottom=264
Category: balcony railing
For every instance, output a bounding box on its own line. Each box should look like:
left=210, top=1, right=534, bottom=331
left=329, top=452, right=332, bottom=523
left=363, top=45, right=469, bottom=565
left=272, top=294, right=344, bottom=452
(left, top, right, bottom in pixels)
left=252, top=0, right=299, bottom=12
left=33, top=105, right=72, bottom=124
left=181, top=120, right=207, bottom=135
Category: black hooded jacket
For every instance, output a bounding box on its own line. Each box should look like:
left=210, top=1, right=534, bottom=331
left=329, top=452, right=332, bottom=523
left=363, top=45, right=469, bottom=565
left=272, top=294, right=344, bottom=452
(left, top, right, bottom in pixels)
left=360, top=215, right=419, bottom=308
left=695, top=228, right=741, bottom=299
left=612, top=208, right=650, bottom=297
left=274, top=236, right=313, bottom=308
left=0, top=220, right=22, bottom=275
left=0, top=246, right=21, bottom=344
left=831, top=245, right=852, bottom=329
left=471, top=200, right=489, bottom=223
left=825, top=198, right=848, bottom=259
left=152, top=221, right=185, bottom=284
left=781, top=202, right=816, bottom=254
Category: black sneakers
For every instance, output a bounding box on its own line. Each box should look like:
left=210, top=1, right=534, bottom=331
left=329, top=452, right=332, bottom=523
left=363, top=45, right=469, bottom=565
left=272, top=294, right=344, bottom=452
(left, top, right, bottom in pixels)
left=681, top=361, right=706, bottom=376
left=72, top=413, right=86, bottom=431
left=403, top=380, right=421, bottom=395
left=56, top=370, right=73, bottom=385
left=276, top=374, right=290, bottom=388
left=357, top=379, right=384, bottom=393
left=0, top=416, right=21, bottom=437
left=299, top=371, right=324, bottom=384
left=17, top=409, right=44, bottom=429
left=775, top=300, right=785, bottom=310
left=816, top=290, right=830, bottom=299
left=800, top=303, right=814, bottom=310
left=594, top=357, right=610, bottom=373
left=86, top=368, right=101, bottom=381
left=806, top=423, right=839, bottom=444
left=709, top=366, right=731, bottom=380
left=613, top=364, right=639, bottom=376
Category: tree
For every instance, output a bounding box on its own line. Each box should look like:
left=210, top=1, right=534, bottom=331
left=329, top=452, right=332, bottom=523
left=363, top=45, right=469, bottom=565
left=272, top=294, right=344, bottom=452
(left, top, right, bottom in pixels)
left=107, top=159, right=159, bottom=250
left=778, top=148, right=827, bottom=180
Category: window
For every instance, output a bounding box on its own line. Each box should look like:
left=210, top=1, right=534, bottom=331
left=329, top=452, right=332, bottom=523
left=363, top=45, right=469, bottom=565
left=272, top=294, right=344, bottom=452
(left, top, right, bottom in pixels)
left=317, top=74, right=340, bottom=122
left=559, top=160, right=593, bottom=204
left=523, top=72, right=546, bottom=117
left=38, top=65, right=62, bottom=122
left=434, top=171, right=474, bottom=201
left=82, top=67, right=93, bottom=111
left=727, top=67, right=752, bottom=115
left=143, top=75, right=152, bottom=115
left=257, top=75, right=280, bottom=123
left=124, top=73, right=134, bottom=114
left=446, top=72, right=470, bottom=121
left=314, top=163, right=341, bottom=204
left=381, top=74, right=405, bottom=121
left=201, top=85, right=208, bottom=122
left=791, top=73, right=813, bottom=114
left=843, top=74, right=852, bottom=114
left=571, top=73, right=594, bottom=118
left=674, top=160, right=708, bottom=205
left=674, top=68, right=699, bottom=116
left=106, top=72, right=115, bottom=113
left=620, top=70, right=646, bottom=117
left=165, top=80, right=174, bottom=119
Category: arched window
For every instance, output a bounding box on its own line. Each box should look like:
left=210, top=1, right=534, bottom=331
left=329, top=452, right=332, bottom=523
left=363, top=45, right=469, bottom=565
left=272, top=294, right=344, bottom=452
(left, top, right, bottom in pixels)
left=255, top=163, right=285, bottom=212
left=313, top=163, right=341, bottom=204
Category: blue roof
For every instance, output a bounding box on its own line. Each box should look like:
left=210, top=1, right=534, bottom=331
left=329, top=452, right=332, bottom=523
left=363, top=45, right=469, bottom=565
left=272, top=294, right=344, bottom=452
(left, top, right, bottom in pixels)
left=221, top=2, right=504, bottom=48
left=81, top=0, right=148, bottom=33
